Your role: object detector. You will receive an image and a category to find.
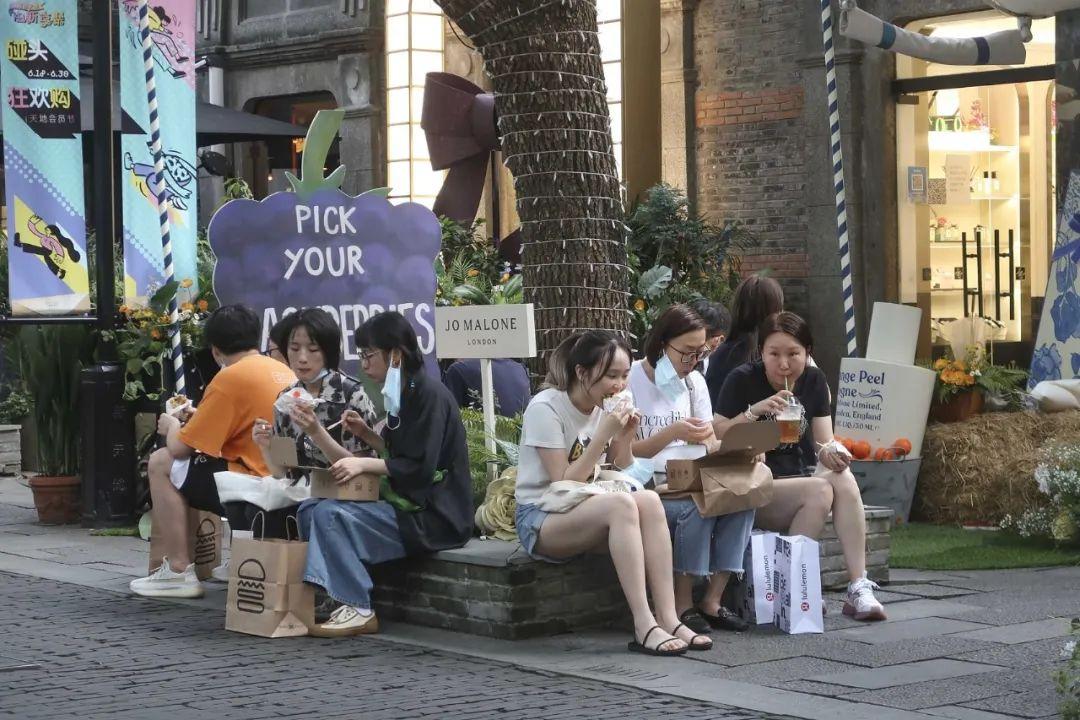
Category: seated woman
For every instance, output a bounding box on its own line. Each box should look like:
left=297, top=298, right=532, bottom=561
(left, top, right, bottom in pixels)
left=252, top=307, right=377, bottom=538
left=515, top=330, right=711, bottom=656
left=628, top=305, right=755, bottom=635
left=715, top=312, right=885, bottom=621
left=297, top=311, right=473, bottom=637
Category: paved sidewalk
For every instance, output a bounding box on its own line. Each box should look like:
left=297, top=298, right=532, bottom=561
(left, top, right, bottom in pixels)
left=0, top=477, right=1076, bottom=720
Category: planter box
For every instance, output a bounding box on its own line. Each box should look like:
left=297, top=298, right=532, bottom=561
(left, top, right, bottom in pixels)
left=0, top=425, right=21, bottom=476
left=851, top=458, right=921, bottom=524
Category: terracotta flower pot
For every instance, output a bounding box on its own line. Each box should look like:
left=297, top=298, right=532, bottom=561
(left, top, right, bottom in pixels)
left=28, top=475, right=81, bottom=525
left=931, top=390, right=984, bottom=424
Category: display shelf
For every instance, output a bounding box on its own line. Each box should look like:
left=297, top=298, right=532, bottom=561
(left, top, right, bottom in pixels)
left=928, top=130, right=1016, bottom=153
left=969, top=194, right=1017, bottom=201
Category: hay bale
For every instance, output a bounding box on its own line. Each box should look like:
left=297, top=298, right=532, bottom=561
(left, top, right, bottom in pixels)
left=913, top=410, right=1080, bottom=525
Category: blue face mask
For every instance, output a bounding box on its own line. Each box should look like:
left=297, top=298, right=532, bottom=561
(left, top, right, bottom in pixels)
left=655, top=352, right=687, bottom=403
left=382, top=353, right=402, bottom=428
left=621, top=457, right=655, bottom=491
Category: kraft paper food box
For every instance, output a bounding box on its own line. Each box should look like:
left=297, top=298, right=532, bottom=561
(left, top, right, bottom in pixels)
left=268, top=435, right=379, bottom=502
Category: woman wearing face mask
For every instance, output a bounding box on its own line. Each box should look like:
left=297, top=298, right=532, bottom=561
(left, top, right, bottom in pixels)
left=628, top=305, right=755, bottom=636
left=716, top=312, right=886, bottom=622
left=297, top=311, right=473, bottom=637
left=516, top=330, right=711, bottom=657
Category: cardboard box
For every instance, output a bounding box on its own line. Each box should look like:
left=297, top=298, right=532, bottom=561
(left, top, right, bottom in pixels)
left=268, top=436, right=379, bottom=502
left=662, top=422, right=780, bottom=516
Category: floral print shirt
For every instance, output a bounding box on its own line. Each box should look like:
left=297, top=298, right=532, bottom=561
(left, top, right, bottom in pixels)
left=273, top=370, right=378, bottom=480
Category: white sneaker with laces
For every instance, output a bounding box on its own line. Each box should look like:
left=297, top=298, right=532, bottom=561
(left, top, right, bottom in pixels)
left=843, top=576, right=887, bottom=621
left=210, top=560, right=229, bottom=583
left=309, top=605, right=379, bottom=638
left=129, top=557, right=204, bottom=598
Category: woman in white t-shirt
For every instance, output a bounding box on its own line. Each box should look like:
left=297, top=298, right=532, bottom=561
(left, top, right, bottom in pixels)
left=516, top=330, right=711, bottom=657
left=629, top=305, right=756, bottom=636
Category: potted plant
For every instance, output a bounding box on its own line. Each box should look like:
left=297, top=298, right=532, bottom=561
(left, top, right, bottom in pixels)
left=15, top=324, right=95, bottom=524
left=930, top=350, right=1028, bottom=423
left=0, top=384, right=32, bottom=475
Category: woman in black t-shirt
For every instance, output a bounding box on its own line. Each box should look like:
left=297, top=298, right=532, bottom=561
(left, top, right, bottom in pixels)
left=716, top=312, right=886, bottom=622
left=705, top=275, right=783, bottom=411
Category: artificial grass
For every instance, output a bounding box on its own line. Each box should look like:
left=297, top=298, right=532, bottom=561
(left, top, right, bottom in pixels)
left=891, top=522, right=1080, bottom=571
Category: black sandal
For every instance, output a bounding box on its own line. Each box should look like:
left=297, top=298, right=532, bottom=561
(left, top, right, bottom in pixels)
left=678, top=608, right=712, bottom=635
left=674, top=622, right=713, bottom=651
left=627, top=625, right=687, bottom=656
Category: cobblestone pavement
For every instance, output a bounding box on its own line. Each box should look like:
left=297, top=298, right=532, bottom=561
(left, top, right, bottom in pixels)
left=0, top=572, right=789, bottom=720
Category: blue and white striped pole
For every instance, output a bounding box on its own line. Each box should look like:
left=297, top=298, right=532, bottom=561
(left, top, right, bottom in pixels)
left=821, top=0, right=859, bottom=358
left=137, top=0, right=185, bottom=396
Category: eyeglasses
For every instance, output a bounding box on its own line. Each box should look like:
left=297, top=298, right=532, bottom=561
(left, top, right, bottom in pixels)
left=668, top=344, right=711, bottom=364
left=359, top=350, right=381, bottom=364
left=262, top=347, right=278, bottom=357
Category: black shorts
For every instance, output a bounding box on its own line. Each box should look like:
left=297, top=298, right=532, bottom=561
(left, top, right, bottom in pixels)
left=177, top=453, right=228, bottom=515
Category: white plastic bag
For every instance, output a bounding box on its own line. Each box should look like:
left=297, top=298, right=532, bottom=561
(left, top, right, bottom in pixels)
left=214, top=471, right=310, bottom=511
left=772, top=534, right=824, bottom=635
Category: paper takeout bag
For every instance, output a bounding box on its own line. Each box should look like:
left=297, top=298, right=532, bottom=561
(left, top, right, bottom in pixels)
left=738, top=530, right=779, bottom=625
left=663, top=423, right=778, bottom=516
left=269, top=436, right=379, bottom=502
left=148, top=509, right=222, bottom=581
left=772, top=534, right=824, bottom=635
left=225, top=516, right=313, bottom=638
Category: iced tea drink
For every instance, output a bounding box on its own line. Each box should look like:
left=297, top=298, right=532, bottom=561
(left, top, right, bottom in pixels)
left=776, top=398, right=804, bottom=444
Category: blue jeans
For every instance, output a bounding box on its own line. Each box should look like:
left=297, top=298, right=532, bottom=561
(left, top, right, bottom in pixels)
left=663, top=497, right=755, bottom=577
left=297, top=499, right=407, bottom=610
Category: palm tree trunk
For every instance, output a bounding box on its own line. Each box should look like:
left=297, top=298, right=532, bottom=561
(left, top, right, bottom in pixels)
left=435, top=0, right=630, bottom=367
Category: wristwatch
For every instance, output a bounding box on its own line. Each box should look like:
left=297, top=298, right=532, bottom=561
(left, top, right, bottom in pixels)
left=743, top=405, right=757, bottom=422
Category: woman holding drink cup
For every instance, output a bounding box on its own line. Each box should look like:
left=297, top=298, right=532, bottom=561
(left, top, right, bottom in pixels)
left=627, top=305, right=755, bottom=635
left=716, top=312, right=886, bottom=621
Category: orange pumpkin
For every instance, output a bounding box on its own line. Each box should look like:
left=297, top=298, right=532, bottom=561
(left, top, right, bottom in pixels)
left=851, top=440, right=871, bottom=460
left=874, top=447, right=896, bottom=462
left=893, top=438, right=913, bottom=457
left=839, top=437, right=855, bottom=454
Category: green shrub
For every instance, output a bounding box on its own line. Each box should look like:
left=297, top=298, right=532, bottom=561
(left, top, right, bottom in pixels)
left=459, top=407, right=521, bottom=508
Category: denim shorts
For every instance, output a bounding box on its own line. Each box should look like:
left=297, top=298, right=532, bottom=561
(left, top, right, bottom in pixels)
left=515, top=502, right=572, bottom=564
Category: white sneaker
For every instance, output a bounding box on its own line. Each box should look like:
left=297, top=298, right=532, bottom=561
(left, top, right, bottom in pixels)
left=843, top=576, right=887, bottom=621
left=309, top=605, right=379, bottom=638
left=210, top=560, right=229, bottom=583
left=129, top=557, right=205, bottom=598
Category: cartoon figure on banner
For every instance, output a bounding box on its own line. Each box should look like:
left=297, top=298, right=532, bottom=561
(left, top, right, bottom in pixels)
left=121, top=1, right=189, bottom=79
left=13, top=214, right=81, bottom=280
left=123, top=147, right=195, bottom=213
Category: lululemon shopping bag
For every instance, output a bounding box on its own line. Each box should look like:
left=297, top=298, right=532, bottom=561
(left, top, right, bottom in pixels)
left=772, top=535, right=824, bottom=635
left=738, top=530, right=779, bottom=625
left=148, top=509, right=222, bottom=581
left=225, top=515, right=313, bottom=638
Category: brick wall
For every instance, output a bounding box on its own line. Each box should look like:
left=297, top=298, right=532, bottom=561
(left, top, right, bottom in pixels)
left=693, top=0, right=809, bottom=315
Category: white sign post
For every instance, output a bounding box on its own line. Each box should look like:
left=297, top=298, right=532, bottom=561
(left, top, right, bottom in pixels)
left=435, top=304, right=537, bottom=481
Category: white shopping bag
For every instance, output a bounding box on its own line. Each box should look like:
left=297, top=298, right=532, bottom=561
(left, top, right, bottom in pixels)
left=739, top=530, right=778, bottom=625
left=772, top=535, right=824, bottom=635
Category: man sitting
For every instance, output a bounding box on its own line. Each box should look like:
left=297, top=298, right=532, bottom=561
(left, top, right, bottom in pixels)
left=130, top=304, right=296, bottom=598
left=441, top=358, right=530, bottom=417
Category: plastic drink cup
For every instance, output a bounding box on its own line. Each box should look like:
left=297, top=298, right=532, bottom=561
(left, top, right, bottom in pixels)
left=776, top=397, right=803, bottom=444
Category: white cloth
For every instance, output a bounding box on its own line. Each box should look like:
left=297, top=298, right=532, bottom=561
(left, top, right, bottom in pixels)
left=213, top=471, right=310, bottom=511
left=1031, top=379, right=1080, bottom=412
left=515, top=389, right=603, bottom=506
left=169, top=458, right=190, bottom=490
left=627, top=361, right=711, bottom=475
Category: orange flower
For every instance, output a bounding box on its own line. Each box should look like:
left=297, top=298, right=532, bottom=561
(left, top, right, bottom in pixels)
left=196, top=299, right=209, bottom=311
left=180, top=278, right=193, bottom=289
left=180, top=302, right=194, bottom=312
left=151, top=329, right=163, bottom=340
left=634, top=299, right=646, bottom=312
left=119, top=304, right=130, bottom=315
left=466, top=269, right=480, bottom=278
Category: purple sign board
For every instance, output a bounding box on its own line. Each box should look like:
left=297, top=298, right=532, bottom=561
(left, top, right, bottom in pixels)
left=209, top=189, right=441, bottom=378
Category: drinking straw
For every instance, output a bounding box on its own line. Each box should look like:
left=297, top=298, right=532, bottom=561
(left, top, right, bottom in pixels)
left=136, top=0, right=185, bottom=397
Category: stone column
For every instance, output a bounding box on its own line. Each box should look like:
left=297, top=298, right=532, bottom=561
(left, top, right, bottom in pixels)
left=660, top=0, right=698, bottom=207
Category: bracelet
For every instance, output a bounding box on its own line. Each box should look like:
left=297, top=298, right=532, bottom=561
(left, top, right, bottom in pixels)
left=743, top=404, right=757, bottom=422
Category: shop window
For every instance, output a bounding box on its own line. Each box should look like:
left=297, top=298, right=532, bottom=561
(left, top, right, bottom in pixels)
left=248, top=92, right=339, bottom=198
left=597, top=2, right=623, bottom=180
left=895, top=12, right=1055, bottom=349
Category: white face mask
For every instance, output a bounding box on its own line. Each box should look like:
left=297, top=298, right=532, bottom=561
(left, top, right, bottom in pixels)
left=309, top=368, right=330, bottom=384
left=655, top=352, right=687, bottom=403
left=620, top=457, right=655, bottom=490
left=381, top=352, right=402, bottom=429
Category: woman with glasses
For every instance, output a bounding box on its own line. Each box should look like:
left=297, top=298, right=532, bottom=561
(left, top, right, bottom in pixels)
left=628, top=304, right=755, bottom=635
left=296, top=311, right=473, bottom=638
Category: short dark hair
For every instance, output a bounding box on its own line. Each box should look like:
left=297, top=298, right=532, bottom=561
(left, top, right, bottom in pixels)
left=288, top=307, right=342, bottom=370
left=204, top=304, right=260, bottom=355
left=729, top=275, right=784, bottom=346
left=268, top=313, right=297, bottom=352
left=687, top=298, right=731, bottom=337
left=355, top=311, right=424, bottom=374
left=644, top=304, right=707, bottom=366
left=757, top=311, right=813, bottom=354
left=544, top=330, right=632, bottom=392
